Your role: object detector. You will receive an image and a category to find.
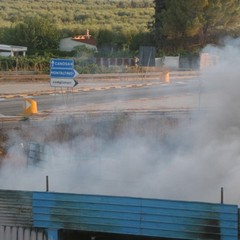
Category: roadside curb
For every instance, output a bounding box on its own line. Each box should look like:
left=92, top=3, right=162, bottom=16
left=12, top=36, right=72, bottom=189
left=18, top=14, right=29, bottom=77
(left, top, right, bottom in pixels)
left=0, top=82, right=163, bottom=99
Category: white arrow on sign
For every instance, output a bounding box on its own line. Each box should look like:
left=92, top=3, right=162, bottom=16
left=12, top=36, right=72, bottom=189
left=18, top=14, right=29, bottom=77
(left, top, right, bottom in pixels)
left=50, top=78, right=78, bottom=88
left=25, top=99, right=31, bottom=110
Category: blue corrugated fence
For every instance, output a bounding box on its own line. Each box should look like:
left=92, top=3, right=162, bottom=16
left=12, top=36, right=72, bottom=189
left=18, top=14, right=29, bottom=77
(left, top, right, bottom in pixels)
left=32, top=192, right=239, bottom=240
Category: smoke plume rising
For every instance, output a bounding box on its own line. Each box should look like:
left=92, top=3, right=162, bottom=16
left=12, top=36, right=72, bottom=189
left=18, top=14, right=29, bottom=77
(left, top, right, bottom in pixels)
left=1, top=38, right=240, bottom=205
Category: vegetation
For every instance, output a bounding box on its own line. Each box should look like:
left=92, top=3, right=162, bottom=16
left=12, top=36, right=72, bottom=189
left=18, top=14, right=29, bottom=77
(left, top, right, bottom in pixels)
left=153, top=0, right=240, bottom=54
left=0, top=0, right=155, bottom=73
left=0, top=113, right=180, bottom=164
left=2, top=16, right=61, bottom=51
left=0, top=0, right=154, bottom=35
left=1, top=0, right=240, bottom=72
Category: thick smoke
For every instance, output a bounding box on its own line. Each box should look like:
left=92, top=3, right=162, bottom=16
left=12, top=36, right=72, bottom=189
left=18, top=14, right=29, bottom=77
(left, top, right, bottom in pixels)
left=1, top=38, right=240, bottom=205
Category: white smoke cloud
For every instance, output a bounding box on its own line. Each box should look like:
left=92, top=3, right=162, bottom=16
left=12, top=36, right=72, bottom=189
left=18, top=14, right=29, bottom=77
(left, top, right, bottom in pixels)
left=1, top=38, right=240, bottom=205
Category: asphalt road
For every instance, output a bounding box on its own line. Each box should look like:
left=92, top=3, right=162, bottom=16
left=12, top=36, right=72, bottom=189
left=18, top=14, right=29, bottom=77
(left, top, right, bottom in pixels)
left=0, top=80, right=203, bottom=116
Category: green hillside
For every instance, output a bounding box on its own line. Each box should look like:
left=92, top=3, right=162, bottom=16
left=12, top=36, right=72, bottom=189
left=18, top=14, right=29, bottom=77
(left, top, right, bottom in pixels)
left=0, top=0, right=154, bottom=35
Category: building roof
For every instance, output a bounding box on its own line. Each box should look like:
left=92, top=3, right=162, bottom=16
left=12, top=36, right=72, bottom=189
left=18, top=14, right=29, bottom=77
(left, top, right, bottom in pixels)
left=0, top=44, right=27, bottom=52
left=59, top=37, right=97, bottom=52
left=71, top=29, right=96, bottom=46
left=0, top=189, right=238, bottom=239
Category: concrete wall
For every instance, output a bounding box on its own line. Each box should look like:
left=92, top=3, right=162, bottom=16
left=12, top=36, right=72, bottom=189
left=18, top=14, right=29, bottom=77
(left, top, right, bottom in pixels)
left=199, top=52, right=219, bottom=70
left=0, top=52, right=11, bottom=57
left=163, top=56, right=179, bottom=70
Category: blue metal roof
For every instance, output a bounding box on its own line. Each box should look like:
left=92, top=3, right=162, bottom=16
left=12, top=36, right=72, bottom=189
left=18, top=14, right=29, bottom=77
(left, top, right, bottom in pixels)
left=32, top=192, right=239, bottom=240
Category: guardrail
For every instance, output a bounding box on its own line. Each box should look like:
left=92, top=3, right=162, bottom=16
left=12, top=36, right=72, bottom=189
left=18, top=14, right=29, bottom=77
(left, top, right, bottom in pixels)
left=0, top=74, right=49, bottom=82
left=76, top=72, right=170, bottom=82
left=0, top=71, right=200, bottom=82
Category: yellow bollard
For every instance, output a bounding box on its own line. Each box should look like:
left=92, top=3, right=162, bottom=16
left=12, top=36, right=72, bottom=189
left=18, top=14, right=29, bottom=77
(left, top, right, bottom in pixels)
left=23, top=98, right=38, bottom=115
left=164, top=71, right=170, bottom=83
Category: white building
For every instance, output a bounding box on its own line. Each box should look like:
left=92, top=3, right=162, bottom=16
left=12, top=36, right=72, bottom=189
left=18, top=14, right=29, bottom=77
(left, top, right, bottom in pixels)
left=0, top=44, right=27, bottom=57
left=59, top=30, right=97, bottom=52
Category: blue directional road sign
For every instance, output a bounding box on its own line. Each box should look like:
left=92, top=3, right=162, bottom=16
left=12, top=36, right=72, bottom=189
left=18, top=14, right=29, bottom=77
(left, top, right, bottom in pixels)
left=50, top=58, right=79, bottom=88
left=50, top=59, right=74, bottom=69
left=50, top=69, right=78, bottom=78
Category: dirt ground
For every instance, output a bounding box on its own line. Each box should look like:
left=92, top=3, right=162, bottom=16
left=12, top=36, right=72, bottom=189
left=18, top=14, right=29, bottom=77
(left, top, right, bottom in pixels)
left=0, top=112, right=182, bottom=166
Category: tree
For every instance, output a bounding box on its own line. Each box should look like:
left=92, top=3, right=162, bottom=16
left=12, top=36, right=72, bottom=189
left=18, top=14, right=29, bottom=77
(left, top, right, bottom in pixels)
left=153, top=0, right=166, bottom=50
left=199, top=0, right=240, bottom=44
left=154, top=0, right=209, bottom=51
left=0, top=27, right=16, bottom=44
left=154, top=0, right=240, bottom=52
left=5, top=16, right=61, bottom=51
left=96, top=29, right=116, bottom=53
left=129, top=32, right=155, bottom=51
